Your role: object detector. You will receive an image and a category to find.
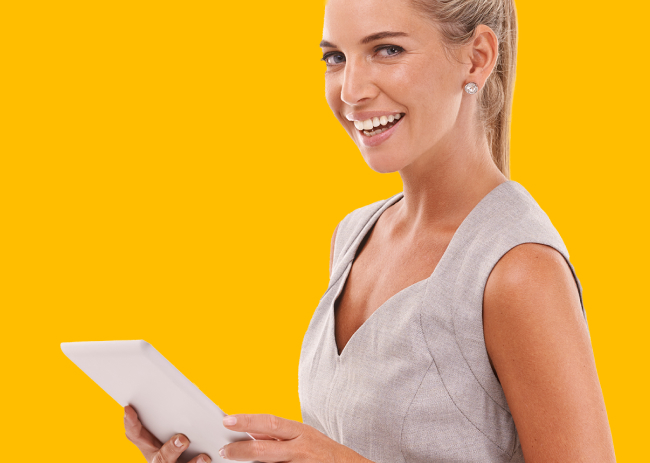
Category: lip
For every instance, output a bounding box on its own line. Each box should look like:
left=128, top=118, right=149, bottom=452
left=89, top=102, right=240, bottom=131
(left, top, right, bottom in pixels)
left=357, top=115, right=404, bottom=147
left=345, top=110, right=404, bottom=122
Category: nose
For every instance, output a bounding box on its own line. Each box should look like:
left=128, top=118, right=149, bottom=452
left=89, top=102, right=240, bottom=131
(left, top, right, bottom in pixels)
left=340, top=57, right=378, bottom=106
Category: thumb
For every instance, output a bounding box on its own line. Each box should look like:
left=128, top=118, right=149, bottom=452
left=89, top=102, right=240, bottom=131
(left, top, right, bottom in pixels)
left=156, top=433, right=190, bottom=463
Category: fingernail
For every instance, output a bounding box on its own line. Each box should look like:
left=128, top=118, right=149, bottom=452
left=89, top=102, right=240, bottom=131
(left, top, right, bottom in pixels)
left=219, top=447, right=225, bottom=458
left=174, top=436, right=184, bottom=447
left=223, top=416, right=237, bottom=426
left=200, top=456, right=211, bottom=463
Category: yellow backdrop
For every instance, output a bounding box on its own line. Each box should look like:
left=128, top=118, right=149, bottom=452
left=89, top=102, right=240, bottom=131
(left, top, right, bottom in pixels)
left=2, top=0, right=647, bottom=461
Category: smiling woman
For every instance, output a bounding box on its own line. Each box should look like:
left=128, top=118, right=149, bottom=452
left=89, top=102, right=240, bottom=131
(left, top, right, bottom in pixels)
left=121, top=0, right=616, bottom=462
left=317, top=0, right=515, bottom=177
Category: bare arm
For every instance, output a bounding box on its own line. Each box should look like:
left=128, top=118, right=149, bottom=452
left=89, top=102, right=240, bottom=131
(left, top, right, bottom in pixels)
left=483, top=243, right=615, bottom=462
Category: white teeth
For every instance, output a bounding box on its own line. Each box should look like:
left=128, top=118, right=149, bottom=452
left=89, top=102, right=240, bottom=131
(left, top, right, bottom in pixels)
left=363, top=127, right=388, bottom=137
left=356, top=113, right=404, bottom=133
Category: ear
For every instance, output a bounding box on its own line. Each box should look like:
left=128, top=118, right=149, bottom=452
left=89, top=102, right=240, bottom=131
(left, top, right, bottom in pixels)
left=464, top=25, right=499, bottom=88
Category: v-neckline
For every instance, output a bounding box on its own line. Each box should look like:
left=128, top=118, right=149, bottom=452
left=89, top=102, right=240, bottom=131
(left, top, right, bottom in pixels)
left=331, top=192, right=424, bottom=359
left=330, top=181, right=514, bottom=360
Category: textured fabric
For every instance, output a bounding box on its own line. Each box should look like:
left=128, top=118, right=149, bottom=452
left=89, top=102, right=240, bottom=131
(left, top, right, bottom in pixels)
left=297, top=180, right=588, bottom=462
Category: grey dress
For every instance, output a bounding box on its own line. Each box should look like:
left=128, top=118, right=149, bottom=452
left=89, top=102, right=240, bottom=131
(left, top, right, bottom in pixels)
left=297, top=180, right=588, bottom=462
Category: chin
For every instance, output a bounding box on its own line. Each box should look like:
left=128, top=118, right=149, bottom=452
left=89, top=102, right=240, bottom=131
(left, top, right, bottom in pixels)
left=361, top=151, right=409, bottom=174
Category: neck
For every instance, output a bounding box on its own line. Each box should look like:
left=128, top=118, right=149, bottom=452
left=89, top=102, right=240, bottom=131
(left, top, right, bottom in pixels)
left=391, top=132, right=508, bottom=236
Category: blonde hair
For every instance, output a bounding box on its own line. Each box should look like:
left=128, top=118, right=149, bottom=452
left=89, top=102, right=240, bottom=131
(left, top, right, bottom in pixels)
left=410, top=0, right=518, bottom=178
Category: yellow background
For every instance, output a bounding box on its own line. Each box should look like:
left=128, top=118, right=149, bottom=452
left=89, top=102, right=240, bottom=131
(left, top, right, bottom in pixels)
left=2, top=0, right=647, bottom=461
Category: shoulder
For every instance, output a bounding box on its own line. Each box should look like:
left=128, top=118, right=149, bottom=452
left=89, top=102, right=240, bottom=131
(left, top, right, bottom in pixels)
left=328, top=193, right=401, bottom=275
left=483, top=242, right=584, bottom=331
left=485, top=242, right=577, bottom=301
left=475, top=183, right=588, bottom=363
left=460, top=181, right=582, bottom=317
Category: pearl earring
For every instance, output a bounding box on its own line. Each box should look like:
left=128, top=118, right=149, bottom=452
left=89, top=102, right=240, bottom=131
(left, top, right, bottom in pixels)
left=464, top=82, right=478, bottom=94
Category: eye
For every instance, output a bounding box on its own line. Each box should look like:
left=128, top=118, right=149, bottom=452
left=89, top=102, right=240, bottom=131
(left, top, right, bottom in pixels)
left=376, top=45, right=404, bottom=57
left=321, top=52, right=345, bottom=66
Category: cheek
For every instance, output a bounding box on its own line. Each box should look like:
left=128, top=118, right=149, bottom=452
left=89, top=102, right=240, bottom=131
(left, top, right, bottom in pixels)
left=396, top=64, right=457, bottom=126
left=378, top=63, right=436, bottom=110
left=324, top=77, right=341, bottom=111
left=324, top=77, right=353, bottom=136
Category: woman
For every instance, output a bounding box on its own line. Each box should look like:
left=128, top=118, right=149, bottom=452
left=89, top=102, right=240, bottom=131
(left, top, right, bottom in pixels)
left=124, top=0, right=616, bottom=461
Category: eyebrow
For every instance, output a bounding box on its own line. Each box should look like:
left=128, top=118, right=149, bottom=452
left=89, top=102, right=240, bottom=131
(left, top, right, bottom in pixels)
left=319, top=31, right=409, bottom=48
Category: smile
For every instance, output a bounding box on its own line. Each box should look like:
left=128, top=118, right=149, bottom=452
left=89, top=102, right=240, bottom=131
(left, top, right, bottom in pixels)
left=353, top=113, right=405, bottom=137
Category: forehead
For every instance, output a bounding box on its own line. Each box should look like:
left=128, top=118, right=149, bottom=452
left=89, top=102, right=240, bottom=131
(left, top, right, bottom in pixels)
left=323, top=0, right=430, bottom=43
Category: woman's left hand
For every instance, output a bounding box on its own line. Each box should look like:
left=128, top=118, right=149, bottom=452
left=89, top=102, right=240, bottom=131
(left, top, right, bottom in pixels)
left=219, top=414, right=367, bottom=463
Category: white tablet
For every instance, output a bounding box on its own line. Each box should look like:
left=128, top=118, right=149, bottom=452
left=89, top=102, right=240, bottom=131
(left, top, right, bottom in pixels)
left=61, top=340, right=258, bottom=463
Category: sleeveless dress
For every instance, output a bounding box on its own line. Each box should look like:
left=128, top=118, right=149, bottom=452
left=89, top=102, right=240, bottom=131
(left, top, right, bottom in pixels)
left=297, top=180, right=589, bottom=463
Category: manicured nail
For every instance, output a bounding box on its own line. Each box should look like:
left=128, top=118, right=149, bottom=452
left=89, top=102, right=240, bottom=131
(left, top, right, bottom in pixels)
left=223, top=416, right=237, bottom=426
left=174, top=436, right=184, bottom=447
left=219, top=447, right=225, bottom=458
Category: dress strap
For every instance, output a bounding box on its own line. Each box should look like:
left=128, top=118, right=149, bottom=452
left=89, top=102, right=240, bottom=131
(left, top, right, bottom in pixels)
left=326, top=193, right=403, bottom=292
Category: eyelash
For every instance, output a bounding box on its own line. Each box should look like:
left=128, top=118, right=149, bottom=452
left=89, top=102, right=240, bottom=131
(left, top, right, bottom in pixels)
left=321, top=45, right=404, bottom=67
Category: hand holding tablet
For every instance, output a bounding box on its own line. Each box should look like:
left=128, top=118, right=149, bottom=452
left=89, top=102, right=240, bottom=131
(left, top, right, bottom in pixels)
left=124, top=404, right=211, bottom=463
left=61, top=339, right=359, bottom=463
left=61, top=340, right=259, bottom=463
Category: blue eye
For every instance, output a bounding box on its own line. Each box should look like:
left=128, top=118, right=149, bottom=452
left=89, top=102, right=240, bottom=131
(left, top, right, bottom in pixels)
left=320, top=45, right=404, bottom=67
left=377, top=45, right=404, bottom=57
left=321, top=52, right=345, bottom=66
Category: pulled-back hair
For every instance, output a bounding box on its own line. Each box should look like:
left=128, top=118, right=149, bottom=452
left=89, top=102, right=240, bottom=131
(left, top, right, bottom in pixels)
left=410, top=0, right=518, bottom=178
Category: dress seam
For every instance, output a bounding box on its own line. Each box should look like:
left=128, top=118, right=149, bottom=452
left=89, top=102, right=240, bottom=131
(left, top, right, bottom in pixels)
left=399, top=358, right=434, bottom=463
left=418, top=302, right=511, bottom=456
left=450, top=228, right=511, bottom=413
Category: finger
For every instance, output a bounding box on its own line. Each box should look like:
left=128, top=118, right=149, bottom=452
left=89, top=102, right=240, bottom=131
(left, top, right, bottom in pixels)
left=221, top=439, right=287, bottom=462
left=222, top=414, right=302, bottom=441
left=188, top=455, right=212, bottom=463
left=124, top=405, right=163, bottom=459
left=156, top=433, right=190, bottom=463
left=247, top=432, right=278, bottom=440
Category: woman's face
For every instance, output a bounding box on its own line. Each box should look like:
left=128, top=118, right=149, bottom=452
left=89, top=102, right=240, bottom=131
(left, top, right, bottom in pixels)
left=322, top=0, right=468, bottom=174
